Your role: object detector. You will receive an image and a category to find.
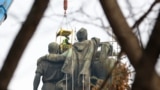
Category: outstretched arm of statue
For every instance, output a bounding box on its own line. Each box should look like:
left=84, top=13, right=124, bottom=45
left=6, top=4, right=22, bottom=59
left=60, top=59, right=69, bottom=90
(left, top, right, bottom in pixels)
left=91, top=37, right=100, bottom=46
left=46, top=54, right=66, bottom=62
left=33, top=73, right=41, bottom=90
left=46, top=49, right=69, bottom=62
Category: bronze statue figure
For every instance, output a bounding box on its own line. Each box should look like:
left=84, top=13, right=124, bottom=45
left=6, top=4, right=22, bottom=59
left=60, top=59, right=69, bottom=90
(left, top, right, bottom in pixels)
left=33, top=42, right=66, bottom=90
left=33, top=27, right=130, bottom=90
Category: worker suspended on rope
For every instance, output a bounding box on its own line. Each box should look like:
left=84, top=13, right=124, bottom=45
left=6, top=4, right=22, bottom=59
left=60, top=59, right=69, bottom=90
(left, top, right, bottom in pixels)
left=62, top=36, right=71, bottom=45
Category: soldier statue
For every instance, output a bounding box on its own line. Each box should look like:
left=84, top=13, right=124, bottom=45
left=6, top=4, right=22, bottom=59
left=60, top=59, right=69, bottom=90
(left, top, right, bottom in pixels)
left=33, top=42, right=66, bottom=90
left=43, top=28, right=100, bottom=90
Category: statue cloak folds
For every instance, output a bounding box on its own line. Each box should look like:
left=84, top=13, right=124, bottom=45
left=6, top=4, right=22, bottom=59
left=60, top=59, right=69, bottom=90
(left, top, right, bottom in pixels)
left=61, top=37, right=100, bottom=89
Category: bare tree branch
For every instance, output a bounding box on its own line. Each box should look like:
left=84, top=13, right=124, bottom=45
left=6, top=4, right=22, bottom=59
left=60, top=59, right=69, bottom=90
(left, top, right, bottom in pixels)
left=125, top=0, right=144, bottom=49
left=0, top=0, right=49, bottom=89
left=145, top=10, right=160, bottom=65
left=118, top=0, right=159, bottom=59
left=99, top=0, right=143, bottom=67
left=132, top=0, right=159, bottom=29
left=132, top=10, right=160, bottom=90
left=100, top=0, right=160, bottom=89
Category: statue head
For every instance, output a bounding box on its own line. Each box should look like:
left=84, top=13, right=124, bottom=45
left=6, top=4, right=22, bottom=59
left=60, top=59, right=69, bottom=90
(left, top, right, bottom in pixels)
left=76, top=28, right=88, bottom=42
left=48, top=42, right=59, bottom=54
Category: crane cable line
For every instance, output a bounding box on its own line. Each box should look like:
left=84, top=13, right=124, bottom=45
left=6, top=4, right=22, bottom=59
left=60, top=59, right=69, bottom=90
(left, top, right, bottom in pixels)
left=60, top=0, right=91, bottom=89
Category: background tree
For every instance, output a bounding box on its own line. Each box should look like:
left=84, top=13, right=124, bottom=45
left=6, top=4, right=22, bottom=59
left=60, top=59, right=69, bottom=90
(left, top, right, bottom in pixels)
left=100, top=0, right=160, bottom=90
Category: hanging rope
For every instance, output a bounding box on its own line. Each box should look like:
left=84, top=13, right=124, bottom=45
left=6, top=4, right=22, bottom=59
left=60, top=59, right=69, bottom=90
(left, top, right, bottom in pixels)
left=63, top=0, right=68, bottom=15
left=65, top=74, right=68, bottom=90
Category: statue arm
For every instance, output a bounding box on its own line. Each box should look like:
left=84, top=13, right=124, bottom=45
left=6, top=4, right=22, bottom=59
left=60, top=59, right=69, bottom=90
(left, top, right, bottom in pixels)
left=33, top=73, right=41, bottom=90
left=37, top=50, right=69, bottom=63
left=34, top=60, right=43, bottom=90
left=46, top=51, right=68, bottom=62
left=91, top=37, right=100, bottom=46
left=47, top=54, right=66, bottom=62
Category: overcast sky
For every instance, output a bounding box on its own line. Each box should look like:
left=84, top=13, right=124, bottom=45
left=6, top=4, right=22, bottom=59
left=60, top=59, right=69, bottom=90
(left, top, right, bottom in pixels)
left=0, top=0, right=160, bottom=90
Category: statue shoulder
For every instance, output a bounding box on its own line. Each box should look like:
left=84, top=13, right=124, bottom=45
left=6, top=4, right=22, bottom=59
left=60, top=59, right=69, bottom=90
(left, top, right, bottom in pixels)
left=46, top=54, right=66, bottom=62
left=91, top=37, right=100, bottom=45
left=37, top=55, right=47, bottom=65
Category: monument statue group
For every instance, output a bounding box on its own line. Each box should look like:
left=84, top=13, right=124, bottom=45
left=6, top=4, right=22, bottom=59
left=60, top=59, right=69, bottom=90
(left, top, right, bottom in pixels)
left=33, top=28, right=131, bottom=90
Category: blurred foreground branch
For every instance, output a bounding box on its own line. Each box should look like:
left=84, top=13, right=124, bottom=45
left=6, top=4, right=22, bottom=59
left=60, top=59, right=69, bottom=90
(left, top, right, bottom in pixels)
left=0, top=0, right=49, bottom=89
left=100, top=0, right=160, bottom=89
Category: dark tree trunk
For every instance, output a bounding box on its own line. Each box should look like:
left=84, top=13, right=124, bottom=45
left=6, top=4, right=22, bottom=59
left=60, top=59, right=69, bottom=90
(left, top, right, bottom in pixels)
left=100, top=0, right=160, bottom=89
left=0, top=0, right=49, bottom=89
